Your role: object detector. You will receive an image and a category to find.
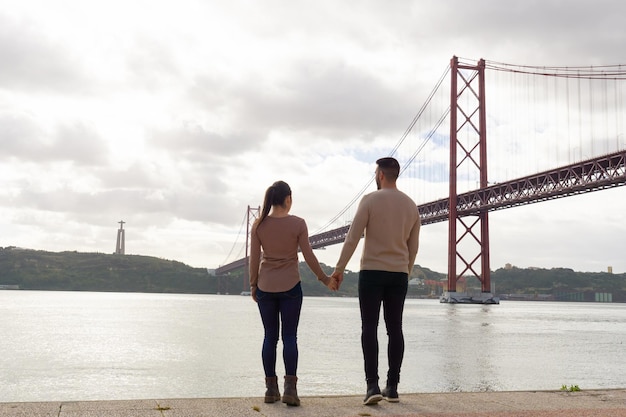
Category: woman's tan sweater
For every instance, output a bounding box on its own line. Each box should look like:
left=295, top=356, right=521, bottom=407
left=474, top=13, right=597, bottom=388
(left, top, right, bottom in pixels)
left=249, top=215, right=326, bottom=292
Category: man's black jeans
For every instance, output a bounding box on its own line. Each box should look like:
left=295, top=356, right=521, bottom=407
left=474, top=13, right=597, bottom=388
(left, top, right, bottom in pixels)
left=358, top=270, right=408, bottom=385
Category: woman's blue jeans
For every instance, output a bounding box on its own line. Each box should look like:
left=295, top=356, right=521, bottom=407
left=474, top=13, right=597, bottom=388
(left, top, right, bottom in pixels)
left=358, top=270, right=408, bottom=385
left=256, top=282, right=303, bottom=377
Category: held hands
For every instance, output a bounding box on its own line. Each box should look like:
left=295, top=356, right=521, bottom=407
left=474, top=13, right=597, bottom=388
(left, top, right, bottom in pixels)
left=321, top=275, right=336, bottom=291
left=321, top=272, right=342, bottom=291
left=329, top=269, right=344, bottom=291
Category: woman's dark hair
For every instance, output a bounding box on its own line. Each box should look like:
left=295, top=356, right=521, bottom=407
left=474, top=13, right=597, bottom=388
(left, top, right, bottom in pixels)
left=256, top=180, right=292, bottom=226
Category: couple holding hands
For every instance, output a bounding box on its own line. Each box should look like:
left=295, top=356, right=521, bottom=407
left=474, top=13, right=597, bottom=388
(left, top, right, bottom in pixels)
left=249, top=157, right=421, bottom=407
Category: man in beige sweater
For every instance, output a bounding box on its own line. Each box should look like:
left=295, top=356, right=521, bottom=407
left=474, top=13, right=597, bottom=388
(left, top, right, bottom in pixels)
left=332, top=157, right=421, bottom=405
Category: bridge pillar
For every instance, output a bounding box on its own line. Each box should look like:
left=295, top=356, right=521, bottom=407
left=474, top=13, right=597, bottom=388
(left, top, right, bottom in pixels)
left=443, top=56, right=498, bottom=304
left=243, top=205, right=260, bottom=293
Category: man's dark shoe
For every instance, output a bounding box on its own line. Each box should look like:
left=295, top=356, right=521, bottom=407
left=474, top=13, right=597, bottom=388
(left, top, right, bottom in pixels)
left=363, top=384, right=383, bottom=405
left=382, top=385, right=399, bottom=402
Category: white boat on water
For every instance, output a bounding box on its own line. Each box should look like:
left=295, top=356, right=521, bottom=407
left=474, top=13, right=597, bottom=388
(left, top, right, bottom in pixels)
left=440, top=291, right=499, bottom=304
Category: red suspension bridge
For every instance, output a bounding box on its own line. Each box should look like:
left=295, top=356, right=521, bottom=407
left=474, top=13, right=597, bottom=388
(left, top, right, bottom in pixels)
left=216, top=56, right=626, bottom=303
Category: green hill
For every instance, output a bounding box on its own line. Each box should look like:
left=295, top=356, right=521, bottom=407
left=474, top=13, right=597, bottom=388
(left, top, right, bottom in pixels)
left=0, top=246, right=339, bottom=295
left=0, top=247, right=215, bottom=293
left=491, top=266, right=626, bottom=302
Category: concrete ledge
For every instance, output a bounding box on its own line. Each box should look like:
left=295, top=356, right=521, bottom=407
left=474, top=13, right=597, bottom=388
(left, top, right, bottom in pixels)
left=1, top=389, right=625, bottom=417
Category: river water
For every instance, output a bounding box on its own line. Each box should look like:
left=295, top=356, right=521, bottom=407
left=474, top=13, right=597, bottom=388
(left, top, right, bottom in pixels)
left=1, top=291, right=624, bottom=402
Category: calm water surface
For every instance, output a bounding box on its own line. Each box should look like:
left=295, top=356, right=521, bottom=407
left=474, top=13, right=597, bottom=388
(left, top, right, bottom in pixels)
left=1, top=291, right=625, bottom=402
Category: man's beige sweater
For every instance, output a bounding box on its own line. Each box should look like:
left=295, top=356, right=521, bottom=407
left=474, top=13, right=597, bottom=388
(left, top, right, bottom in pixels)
left=335, top=188, right=421, bottom=275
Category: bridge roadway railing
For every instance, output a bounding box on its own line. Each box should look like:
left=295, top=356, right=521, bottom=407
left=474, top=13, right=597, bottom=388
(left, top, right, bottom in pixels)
left=214, top=257, right=248, bottom=275
left=418, top=149, right=626, bottom=224
left=216, top=150, right=626, bottom=274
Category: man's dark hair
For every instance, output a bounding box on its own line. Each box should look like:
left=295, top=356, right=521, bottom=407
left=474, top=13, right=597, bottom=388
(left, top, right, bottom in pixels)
left=376, top=157, right=400, bottom=180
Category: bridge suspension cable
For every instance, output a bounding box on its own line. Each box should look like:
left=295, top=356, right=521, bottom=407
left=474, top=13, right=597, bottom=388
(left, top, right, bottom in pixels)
left=400, top=106, right=450, bottom=177
left=314, top=64, right=451, bottom=234
left=389, top=65, right=451, bottom=156
left=220, top=208, right=247, bottom=266
left=481, top=59, right=626, bottom=80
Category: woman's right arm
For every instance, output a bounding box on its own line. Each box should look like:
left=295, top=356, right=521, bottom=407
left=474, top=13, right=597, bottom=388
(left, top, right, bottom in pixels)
left=298, top=220, right=334, bottom=289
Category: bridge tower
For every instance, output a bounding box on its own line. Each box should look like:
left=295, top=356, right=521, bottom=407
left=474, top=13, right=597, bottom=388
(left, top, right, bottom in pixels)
left=243, top=205, right=260, bottom=293
left=115, top=220, right=125, bottom=255
left=442, top=57, right=498, bottom=304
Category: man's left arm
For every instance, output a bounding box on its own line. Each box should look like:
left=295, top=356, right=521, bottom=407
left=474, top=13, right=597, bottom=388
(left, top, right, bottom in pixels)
left=407, top=216, right=421, bottom=272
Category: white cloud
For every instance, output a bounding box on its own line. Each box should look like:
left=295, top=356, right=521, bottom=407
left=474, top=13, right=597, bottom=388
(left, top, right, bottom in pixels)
left=1, top=0, right=625, bottom=274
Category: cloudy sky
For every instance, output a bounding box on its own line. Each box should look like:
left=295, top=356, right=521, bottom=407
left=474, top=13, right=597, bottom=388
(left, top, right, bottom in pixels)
left=2, top=0, right=625, bottom=276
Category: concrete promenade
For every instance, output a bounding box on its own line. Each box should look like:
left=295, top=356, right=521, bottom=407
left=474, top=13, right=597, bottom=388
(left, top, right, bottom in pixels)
left=1, top=389, right=625, bottom=417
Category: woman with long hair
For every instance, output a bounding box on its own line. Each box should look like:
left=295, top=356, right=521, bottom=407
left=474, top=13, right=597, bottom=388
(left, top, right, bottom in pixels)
left=249, top=180, right=335, bottom=406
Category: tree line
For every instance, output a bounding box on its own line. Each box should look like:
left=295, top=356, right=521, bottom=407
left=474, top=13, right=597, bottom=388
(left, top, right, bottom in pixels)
left=1, top=247, right=624, bottom=301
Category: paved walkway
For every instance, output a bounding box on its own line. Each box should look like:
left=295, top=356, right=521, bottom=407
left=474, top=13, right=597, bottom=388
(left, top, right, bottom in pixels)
left=1, top=389, right=625, bottom=417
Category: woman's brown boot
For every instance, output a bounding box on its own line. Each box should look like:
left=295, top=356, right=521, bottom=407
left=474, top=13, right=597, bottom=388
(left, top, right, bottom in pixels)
left=264, top=376, right=281, bottom=403
left=282, top=375, right=300, bottom=406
